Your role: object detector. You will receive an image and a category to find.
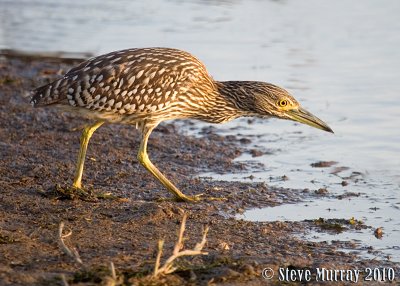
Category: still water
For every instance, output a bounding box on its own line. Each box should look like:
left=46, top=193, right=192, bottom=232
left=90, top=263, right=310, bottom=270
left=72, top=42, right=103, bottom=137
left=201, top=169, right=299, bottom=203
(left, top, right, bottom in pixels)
left=1, top=0, right=399, bottom=261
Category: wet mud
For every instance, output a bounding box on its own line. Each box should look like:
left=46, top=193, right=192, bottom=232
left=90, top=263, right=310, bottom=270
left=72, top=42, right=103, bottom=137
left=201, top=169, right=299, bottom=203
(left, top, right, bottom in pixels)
left=0, top=54, right=398, bottom=285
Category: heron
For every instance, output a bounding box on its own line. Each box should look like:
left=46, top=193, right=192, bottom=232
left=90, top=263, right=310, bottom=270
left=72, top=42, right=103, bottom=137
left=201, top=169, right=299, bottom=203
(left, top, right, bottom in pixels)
left=31, top=47, right=333, bottom=202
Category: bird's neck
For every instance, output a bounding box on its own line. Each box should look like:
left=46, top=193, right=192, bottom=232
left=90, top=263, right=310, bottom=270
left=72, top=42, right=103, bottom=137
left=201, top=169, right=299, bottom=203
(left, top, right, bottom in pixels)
left=206, top=81, right=252, bottom=123
left=186, top=81, right=244, bottom=124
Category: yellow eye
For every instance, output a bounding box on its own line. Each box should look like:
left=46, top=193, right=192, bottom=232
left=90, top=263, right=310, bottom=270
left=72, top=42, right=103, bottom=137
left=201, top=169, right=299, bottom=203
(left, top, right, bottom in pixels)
left=278, top=99, right=289, bottom=107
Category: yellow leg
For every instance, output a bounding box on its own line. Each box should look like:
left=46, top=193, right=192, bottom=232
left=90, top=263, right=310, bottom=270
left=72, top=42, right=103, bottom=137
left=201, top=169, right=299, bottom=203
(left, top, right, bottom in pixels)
left=137, top=125, right=200, bottom=202
left=72, top=121, right=104, bottom=189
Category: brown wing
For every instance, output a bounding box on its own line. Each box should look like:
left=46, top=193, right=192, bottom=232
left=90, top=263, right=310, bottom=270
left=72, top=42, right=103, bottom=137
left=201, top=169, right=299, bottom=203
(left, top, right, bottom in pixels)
left=30, top=48, right=214, bottom=115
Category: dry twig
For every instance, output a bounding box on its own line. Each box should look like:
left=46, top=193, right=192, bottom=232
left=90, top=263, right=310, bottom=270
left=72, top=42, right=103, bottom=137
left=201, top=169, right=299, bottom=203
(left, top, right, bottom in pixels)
left=101, top=261, right=123, bottom=286
left=109, top=261, right=116, bottom=280
left=153, top=213, right=209, bottom=277
left=58, top=222, right=83, bottom=265
left=60, top=274, right=69, bottom=286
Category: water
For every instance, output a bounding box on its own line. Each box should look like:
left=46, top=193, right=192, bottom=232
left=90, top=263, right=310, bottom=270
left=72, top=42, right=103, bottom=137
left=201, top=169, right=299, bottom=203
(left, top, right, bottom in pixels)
left=1, top=0, right=399, bottom=261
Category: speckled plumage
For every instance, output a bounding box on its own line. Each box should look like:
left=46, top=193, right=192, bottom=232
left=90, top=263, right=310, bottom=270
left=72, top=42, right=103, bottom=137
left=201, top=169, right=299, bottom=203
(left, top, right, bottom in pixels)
left=31, top=48, right=221, bottom=125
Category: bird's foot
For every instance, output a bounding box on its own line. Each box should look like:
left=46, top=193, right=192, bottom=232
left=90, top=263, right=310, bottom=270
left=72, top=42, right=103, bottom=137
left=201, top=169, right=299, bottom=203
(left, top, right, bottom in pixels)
left=176, top=193, right=204, bottom=203
left=53, top=184, right=98, bottom=201
left=158, top=193, right=227, bottom=203
left=49, top=184, right=119, bottom=201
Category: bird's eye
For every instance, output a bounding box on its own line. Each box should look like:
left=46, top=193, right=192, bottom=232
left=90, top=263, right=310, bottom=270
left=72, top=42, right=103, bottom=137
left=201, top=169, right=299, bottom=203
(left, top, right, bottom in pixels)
left=278, top=99, right=289, bottom=107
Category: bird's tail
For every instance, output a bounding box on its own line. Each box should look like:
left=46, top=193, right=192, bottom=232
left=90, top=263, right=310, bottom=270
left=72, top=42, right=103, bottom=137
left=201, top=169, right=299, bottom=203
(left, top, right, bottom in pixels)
left=30, top=79, right=65, bottom=107
left=22, top=90, right=32, bottom=98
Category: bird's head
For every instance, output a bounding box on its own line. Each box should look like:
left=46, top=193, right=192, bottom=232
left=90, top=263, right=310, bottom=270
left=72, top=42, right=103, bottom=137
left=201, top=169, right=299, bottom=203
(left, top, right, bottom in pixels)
left=233, top=82, right=333, bottom=133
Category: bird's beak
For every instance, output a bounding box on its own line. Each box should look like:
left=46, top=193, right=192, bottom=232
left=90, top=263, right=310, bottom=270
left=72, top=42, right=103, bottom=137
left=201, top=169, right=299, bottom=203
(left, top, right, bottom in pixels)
left=286, top=107, right=334, bottom=133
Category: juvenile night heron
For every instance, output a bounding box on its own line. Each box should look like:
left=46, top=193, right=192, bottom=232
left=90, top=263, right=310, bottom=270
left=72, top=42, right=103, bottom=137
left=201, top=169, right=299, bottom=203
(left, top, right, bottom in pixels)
left=31, top=47, right=333, bottom=202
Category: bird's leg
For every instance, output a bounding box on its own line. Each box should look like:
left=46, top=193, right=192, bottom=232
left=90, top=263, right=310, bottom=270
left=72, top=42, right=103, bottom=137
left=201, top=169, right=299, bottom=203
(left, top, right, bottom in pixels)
left=72, top=121, right=104, bottom=189
left=137, top=125, right=201, bottom=202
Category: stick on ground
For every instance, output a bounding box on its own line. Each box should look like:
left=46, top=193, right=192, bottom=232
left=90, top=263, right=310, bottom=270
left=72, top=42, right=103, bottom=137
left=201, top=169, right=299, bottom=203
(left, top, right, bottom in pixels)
left=153, top=213, right=209, bottom=277
left=58, top=222, right=83, bottom=265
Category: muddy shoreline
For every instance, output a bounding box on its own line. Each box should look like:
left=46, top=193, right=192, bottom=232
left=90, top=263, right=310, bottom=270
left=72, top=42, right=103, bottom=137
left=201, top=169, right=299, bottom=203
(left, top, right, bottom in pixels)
left=0, top=54, right=398, bottom=285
